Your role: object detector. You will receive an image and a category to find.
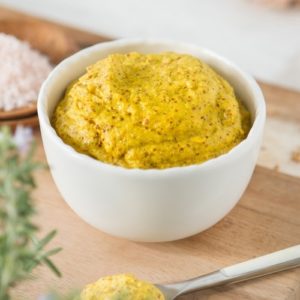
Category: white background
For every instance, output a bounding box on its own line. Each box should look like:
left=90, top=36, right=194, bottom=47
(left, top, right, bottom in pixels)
left=1, top=0, right=300, bottom=91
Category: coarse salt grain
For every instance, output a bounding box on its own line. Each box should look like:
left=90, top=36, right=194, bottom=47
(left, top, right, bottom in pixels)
left=0, top=33, right=53, bottom=111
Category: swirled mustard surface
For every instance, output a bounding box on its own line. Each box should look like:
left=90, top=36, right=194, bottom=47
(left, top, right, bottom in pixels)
left=53, top=52, right=251, bottom=169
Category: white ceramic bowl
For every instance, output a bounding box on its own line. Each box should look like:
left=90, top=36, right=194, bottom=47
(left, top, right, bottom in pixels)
left=38, top=39, right=266, bottom=242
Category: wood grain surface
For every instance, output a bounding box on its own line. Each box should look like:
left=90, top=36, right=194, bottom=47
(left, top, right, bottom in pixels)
left=0, top=6, right=110, bottom=48
left=260, top=82, right=300, bottom=123
left=11, top=134, right=300, bottom=300
left=0, top=5, right=299, bottom=300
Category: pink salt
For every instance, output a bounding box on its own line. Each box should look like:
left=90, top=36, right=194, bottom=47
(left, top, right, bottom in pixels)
left=0, top=33, right=53, bottom=111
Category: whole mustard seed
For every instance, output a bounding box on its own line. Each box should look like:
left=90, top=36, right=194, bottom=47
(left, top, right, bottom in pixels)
left=52, top=52, right=251, bottom=169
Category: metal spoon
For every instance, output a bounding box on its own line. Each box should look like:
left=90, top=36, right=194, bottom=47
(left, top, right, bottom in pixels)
left=155, top=245, right=300, bottom=299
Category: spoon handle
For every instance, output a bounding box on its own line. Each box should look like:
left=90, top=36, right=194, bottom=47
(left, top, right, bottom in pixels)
left=174, top=245, right=300, bottom=297
left=221, top=244, right=300, bottom=279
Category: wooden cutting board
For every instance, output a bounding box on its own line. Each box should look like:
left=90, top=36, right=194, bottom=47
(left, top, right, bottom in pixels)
left=1, top=6, right=299, bottom=300
left=12, top=138, right=300, bottom=300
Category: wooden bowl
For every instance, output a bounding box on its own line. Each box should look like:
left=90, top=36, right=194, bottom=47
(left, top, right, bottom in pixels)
left=0, top=103, right=37, bottom=120
left=0, top=19, right=79, bottom=127
left=0, top=114, right=39, bottom=129
left=0, top=19, right=79, bottom=64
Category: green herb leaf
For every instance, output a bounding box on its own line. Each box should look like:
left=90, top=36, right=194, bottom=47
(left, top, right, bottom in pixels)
left=42, top=257, right=62, bottom=278
left=0, top=126, right=62, bottom=299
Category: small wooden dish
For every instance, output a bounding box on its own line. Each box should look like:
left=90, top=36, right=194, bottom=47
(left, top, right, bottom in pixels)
left=0, top=114, right=39, bottom=129
left=0, top=19, right=79, bottom=64
left=0, top=19, right=79, bottom=126
left=0, top=103, right=37, bottom=120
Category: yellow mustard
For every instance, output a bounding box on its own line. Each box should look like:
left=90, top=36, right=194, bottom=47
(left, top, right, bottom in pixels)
left=53, top=52, right=251, bottom=169
left=81, top=274, right=164, bottom=300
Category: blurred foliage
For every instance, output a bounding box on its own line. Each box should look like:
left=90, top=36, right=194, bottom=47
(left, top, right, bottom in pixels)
left=0, top=127, right=62, bottom=300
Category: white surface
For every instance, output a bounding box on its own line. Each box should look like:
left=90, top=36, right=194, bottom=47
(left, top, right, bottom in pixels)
left=38, top=39, right=265, bottom=242
left=0, top=0, right=300, bottom=91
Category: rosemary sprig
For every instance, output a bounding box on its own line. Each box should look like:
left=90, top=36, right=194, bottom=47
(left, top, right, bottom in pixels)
left=0, top=127, right=62, bottom=300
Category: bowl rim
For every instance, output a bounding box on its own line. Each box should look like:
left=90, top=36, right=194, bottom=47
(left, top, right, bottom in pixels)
left=38, top=38, right=266, bottom=177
